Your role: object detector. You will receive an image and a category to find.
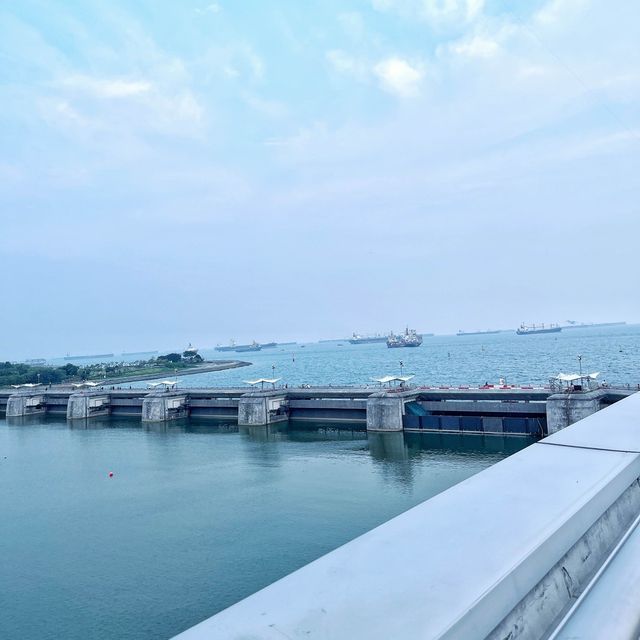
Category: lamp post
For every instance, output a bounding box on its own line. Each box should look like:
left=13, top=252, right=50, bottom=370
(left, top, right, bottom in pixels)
left=399, top=360, right=404, bottom=377
left=578, top=354, right=583, bottom=378
left=272, top=364, right=276, bottom=388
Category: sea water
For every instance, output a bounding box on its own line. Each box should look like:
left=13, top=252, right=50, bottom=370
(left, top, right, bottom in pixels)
left=136, top=324, right=639, bottom=389
left=0, top=418, right=531, bottom=639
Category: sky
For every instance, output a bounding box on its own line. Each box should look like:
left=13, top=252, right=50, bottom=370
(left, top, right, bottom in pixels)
left=0, top=0, right=638, bottom=359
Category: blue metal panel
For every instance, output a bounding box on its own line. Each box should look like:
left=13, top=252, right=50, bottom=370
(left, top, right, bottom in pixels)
left=441, top=416, right=461, bottom=431
left=526, top=418, right=544, bottom=436
left=503, top=418, right=528, bottom=433
left=461, top=417, right=483, bottom=432
left=403, top=414, right=420, bottom=428
left=420, top=415, right=440, bottom=430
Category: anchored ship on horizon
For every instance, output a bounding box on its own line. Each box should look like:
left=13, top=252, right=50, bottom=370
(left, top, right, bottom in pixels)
left=516, top=323, right=562, bottom=335
left=387, top=328, right=423, bottom=348
left=349, top=333, right=388, bottom=345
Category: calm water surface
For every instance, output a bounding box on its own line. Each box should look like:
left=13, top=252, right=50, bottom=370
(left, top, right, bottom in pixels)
left=103, top=324, right=639, bottom=389
left=0, top=418, right=533, bottom=639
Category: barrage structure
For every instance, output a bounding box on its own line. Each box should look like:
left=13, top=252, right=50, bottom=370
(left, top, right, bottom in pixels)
left=1, top=382, right=636, bottom=435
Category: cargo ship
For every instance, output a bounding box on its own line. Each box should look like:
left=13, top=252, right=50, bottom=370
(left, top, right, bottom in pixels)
left=516, top=323, right=562, bottom=335
left=233, top=341, right=262, bottom=353
left=349, top=333, right=388, bottom=345
left=64, top=353, right=114, bottom=360
left=183, top=344, right=199, bottom=358
left=216, top=340, right=263, bottom=352
left=563, top=321, right=626, bottom=330
left=387, top=328, right=423, bottom=348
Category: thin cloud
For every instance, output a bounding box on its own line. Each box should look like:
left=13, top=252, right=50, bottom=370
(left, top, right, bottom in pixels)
left=372, top=0, right=484, bottom=25
left=196, top=3, right=222, bottom=15
left=374, top=57, right=425, bottom=97
left=62, top=75, right=152, bottom=98
left=449, top=35, right=499, bottom=58
left=326, top=50, right=369, bottom=81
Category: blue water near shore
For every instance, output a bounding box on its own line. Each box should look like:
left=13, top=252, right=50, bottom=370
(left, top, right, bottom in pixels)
left=133, top=324, right=639, bottom=389
left=0, top=419, right=531, bottom=640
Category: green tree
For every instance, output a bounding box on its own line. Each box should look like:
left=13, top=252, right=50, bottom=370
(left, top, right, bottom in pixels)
left=158, top=352, right=182, bottom=363
left=59, top=363, right=80, bottom=377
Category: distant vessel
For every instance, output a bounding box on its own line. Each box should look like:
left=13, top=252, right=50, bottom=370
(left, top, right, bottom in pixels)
left=183, top=343, right=199, bottom=358
left=64, top=353, right=114, bottom=360
left=387, top=328, right=423, bottom=348
left=262, top=342, right=277, bottom=349
left=563, top=321, right=626, bottom=330
left=234, top=341, right=262, bottom=353
left=457, top=329, right=502, bottom=336
left=215, top=341, right=236, bottom=352
left=349, top=333, right=387, bottom=345
left=516, top=323, right=562, bottom=335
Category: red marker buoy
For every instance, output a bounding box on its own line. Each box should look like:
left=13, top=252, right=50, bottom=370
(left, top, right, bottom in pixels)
left=108, top=471, right=114, bottom=478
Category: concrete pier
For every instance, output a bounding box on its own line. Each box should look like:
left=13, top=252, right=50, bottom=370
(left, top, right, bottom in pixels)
left=237, top=391, right=287, bottom=426
left=6, top=391, right=46, bottom=417
left=366, top=391, right=412, bottom=431
left=546, top=388, right=608, bottom=433
left=141, top=391, right=188, bottom=422
left=67, top=391, right=110, bottom=420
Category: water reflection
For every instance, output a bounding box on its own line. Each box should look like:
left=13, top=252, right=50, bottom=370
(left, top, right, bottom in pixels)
left=1, top=412, right=535, bottom=640
left=6, top=414, right=50, bottom=428
left=238, top=424, right=289, bottom=442
left=286, top=422, right=367, bottom=443
left=404, top=431, right=536, bottom=457
left=365, top=431, right=414, bottom=490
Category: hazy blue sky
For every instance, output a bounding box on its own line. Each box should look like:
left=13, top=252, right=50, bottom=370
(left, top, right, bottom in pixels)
left=1, top=0, right=638, bottom=358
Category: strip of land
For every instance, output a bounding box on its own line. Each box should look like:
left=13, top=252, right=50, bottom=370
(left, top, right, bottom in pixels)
left=100, top=360, right=251, bottom=385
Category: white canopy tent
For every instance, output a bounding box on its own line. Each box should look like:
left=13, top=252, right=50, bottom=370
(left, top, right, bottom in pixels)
left=553, top=372, right=600, bottom=391
left=148, top=380, right=179, bottom=389
left=10, top=383, right=41, bottom=389
left=244, top=378, right=281, bottom=390
left=554, top=372, right=600, bottom=382
left=371, top=375, right=415, bottom=387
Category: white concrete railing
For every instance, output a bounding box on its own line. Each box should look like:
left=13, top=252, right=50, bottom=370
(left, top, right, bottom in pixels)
left=173, top=392, right=640, bottom=640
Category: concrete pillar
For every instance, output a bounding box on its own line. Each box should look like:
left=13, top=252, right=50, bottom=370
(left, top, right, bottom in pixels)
left=366, top=393, right=405, bottom=432
left=238, top=392, right=287, bottom=426
left=141, top=391, right=188, bottom=422
left=546, top=390, right=604, bottom=434
left=6, top=392, right=46, bottom=417
left=67, top=392, right=110, bottom=420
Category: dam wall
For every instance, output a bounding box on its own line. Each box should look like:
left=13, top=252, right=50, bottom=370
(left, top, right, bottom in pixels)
left=0, top=385, right=634, bottom=437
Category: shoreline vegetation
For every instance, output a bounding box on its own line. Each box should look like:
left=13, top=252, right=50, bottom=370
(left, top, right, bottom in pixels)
left=0, top=355, right=251, bottom=388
